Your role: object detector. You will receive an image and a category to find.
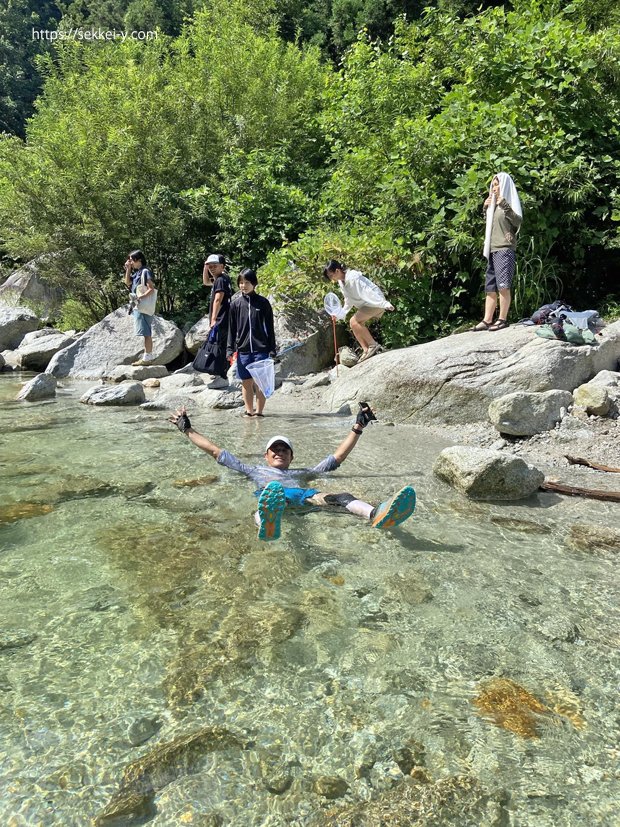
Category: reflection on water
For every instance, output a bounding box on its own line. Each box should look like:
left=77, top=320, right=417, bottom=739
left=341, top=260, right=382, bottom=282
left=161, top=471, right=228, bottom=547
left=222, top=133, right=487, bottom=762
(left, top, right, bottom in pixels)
left=1, top=373, right=619, bottom=825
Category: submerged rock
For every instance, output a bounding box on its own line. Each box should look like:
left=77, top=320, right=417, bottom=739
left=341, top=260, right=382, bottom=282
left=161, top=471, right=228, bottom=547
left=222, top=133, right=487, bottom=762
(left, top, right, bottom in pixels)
left=96, top=726, right=244, bottom=826
left=0, top=501, right=53, bottom=525
left=489, top=516, right=552, bottom=534
left=0, top=631, right=37, bottom=652
left=313, top=775, right=349, bottom=799
left=566, top=523, right=620, bottom=554
left=80, top=382, right=146, bottom=406
left=472, top=678, right=552, bottom=738
left=127, top=717, right=163, bottom=747
left=310, top=774, right=502, bottom=826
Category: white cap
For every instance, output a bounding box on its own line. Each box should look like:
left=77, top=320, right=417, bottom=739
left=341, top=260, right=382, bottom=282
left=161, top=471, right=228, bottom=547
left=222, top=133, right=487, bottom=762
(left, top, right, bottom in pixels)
left=206, top=254, right=223, bottom=264
left=265, top=435, right=293, bottom=453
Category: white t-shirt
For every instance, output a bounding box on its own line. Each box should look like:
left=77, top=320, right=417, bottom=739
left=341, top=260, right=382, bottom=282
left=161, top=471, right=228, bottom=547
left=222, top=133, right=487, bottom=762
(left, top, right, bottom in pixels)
left=340, top=269, right=391, bottom=315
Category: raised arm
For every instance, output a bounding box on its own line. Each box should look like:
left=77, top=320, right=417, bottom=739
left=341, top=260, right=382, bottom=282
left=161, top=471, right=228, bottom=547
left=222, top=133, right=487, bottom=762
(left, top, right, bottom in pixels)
left=333, top=401, right=377, bottom=464
left=168, top=407, right=222, bottom=460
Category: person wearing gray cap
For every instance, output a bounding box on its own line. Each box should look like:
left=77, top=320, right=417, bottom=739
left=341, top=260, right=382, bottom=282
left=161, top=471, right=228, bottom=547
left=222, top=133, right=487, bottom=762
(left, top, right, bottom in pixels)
left=168, top=402, right=416, bottom=541
left=197, top=253, right=232, bottom=379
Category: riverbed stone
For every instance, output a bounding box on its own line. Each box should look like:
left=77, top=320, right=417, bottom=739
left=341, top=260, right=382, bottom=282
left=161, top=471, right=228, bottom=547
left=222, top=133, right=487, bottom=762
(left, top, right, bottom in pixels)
left=46, top=308, right=184, bottom=379
left=434, top=446, right=544, bottom=500
left=80, top=382, right=146, bottom=406
left=127, top=716, right=163, bottom=747
left=488, top=390, right=573, bottom=435
left=0, top=631, right=37, bottom=651
left=566, top=523, right=620, bottom=554
left=0, top=305, right=40, bottom=349
left=14, top=331, right=77, bottom=371
left=573, top=382, right=611, bottom=416
left=313, top=775, right=349, bottom=799
left=322, top=320, right=620, bottom=425
left=17, top=372, right=57, bottom=401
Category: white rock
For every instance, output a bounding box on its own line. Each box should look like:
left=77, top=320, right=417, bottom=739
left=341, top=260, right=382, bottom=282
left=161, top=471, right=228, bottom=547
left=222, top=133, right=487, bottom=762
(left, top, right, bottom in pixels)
left=80, top=382, right=146, bottom=406
left=0, top=305, right=40, bottom=350
left=433, top=445, right=544, bottom=500
left=15, top=332, right=77, bottom=371
left=46, top=308, right=184, bottom=379
left=16, top=372, right=57, bottom=401
left=106, top=364, right=169, bottom=382
left=488, top=390, right=573, bottom=436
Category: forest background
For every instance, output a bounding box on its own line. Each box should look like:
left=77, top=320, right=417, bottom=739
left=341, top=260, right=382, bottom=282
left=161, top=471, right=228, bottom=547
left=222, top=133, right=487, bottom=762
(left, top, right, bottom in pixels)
left=0, top=0, right=619, bottom=347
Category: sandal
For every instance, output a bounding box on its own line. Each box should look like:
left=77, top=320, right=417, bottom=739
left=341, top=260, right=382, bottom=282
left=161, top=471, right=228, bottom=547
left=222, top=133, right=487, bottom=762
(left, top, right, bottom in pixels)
left=255, top=412, right=265, bottom=417
left=488, top=319, right=509, bottom=331
left=471, top=321, right=492, bottom=331
left=243, top=410, right=255, bottom=417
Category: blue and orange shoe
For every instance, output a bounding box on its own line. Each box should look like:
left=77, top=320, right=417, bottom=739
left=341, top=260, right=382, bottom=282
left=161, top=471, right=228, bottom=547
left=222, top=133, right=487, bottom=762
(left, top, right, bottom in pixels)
left=371, top=485, right=416, bottom=530
left=257, top=481, right=286, bottom=541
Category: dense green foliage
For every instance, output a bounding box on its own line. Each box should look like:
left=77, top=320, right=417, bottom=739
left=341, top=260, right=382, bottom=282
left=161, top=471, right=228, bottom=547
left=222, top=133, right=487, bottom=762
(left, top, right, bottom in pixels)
left=0, top=0, right=618, bottom=343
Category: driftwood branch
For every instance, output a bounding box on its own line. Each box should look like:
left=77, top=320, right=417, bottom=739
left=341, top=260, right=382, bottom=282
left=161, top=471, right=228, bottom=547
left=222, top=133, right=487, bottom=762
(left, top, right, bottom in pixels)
left=565, top=455, right=620, bottom=473
left=541, top=479, right=620, bottom=503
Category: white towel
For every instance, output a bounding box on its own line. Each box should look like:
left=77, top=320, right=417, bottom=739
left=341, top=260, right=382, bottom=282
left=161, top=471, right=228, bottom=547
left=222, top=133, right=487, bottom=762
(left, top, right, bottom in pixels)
left=483, top=172, right=522, bottom=259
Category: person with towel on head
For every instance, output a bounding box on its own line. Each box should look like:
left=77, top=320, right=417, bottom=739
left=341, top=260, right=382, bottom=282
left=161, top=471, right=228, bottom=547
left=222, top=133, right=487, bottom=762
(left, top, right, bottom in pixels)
left=472, top=173, right=522, bottom=332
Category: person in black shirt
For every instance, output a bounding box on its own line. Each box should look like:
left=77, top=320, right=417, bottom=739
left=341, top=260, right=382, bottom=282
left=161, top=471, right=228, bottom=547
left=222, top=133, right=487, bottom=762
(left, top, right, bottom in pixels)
left=199, top=253, right=232, bottom=379
left=227, top=268, right=276, bottom=416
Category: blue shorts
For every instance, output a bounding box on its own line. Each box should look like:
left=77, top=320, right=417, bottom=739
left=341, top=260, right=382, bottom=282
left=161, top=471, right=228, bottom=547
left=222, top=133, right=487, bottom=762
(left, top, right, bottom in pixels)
left=237, top=351, right=269, bottom=381
left=133, top=310, right=152, bottom=337
left=254, top=486, right=318, bottom=505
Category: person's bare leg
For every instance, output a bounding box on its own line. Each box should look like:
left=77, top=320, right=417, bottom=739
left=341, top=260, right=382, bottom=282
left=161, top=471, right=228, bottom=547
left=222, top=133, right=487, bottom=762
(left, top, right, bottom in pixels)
left=143, top=335, right=153, bottom=355
left=241, top=379, right=255, bottom=414
left=350, top=316, right=375, bottom=352
left=254, top=384, right=266, bottom=415
left=498, top=288, right=511, bottom=322
left=307, top=492, right=374, bottom=519
left=483, top=293, right=497, bottom=324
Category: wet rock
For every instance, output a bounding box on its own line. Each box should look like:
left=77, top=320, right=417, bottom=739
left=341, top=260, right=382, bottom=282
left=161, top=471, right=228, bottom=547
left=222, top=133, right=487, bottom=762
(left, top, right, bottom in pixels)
left=434, top=446, right=544, bottom=500
left=472, top=678, right=552, bottom=738
left=537, top=616, right=581, bottom=643
left=313, top=775, right=349, bottom=799
left=96, top=726, right=244, bottom=825
left=392, top=738, right=426, bottom=775
left=95, top=789, right=157, bottom=825
left=259, top=750, right=294, bottom=794
left=490, top=516, right=552, bottom=534
left=566, top=523, right=620, bottom=554
left=0, top=501, right=53, bottom=525
left=172, top=475, right=219, bottom=488
left=489, top=390, right=573, bottom=436
left=519, top=593, right=542, bottom=607
left=310, top=774, right=500, bottom=826
left=0, top=631, right=37, bottom=652
left=16, top=372, right=57, bottom=401
left=127, top=716, right=163, bottom=747
left=384, top=571, right=433, bottom=605
left=80, top=382, right=146, bottom=406
left=0, top=671, right=13, bottom=691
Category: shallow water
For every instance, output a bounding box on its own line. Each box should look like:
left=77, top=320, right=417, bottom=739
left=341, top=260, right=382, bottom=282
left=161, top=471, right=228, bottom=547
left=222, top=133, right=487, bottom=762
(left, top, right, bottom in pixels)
left=1, top=373, right=619, bottom=826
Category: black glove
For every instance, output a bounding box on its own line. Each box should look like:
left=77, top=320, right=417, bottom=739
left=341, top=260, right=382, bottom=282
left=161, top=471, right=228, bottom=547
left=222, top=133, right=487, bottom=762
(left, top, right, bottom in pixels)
left=175, top=412, right=192, bottom=433
left=356, top=401, right=377, bottom=429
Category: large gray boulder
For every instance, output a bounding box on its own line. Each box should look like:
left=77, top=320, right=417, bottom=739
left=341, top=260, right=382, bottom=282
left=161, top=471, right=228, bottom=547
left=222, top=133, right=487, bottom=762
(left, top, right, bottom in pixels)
left=106, top=364, right=169, bottom=382
left=0, top=258, right=64, bottom=316
left=488, top=389, right=573, bottom=435
left=80, top=382, right=146, bottom=406
left=15, top=330, right=76, bottom=371
left=17, top=373, right=57, bottom=401
left=323, top=321, right=620, bottom=425
left=573, top=370, right=620, bottom=416
left=184, top=316, right=210, bottom=355
left=0, top=305, right=40, bottom=350
left=46, top=309, right=184, bottom=379
left=434, top=446, right=545, bottom=500
left=272, top=300, right=340, bottom=377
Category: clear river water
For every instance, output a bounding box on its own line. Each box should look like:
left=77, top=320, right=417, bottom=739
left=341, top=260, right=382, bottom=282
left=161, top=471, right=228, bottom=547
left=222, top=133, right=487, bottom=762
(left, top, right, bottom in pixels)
left=1, top=372, right=619, bottom=826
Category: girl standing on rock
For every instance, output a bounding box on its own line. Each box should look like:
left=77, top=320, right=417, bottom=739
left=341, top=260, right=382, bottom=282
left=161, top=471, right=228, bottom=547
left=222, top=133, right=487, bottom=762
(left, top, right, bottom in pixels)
left=227, top=268, right=276, bottom=417
left=323, top=260, right=394, bottom=361
left=472, top=173, right=522, bottom=332
left=124, top=249, right=157, bottom=365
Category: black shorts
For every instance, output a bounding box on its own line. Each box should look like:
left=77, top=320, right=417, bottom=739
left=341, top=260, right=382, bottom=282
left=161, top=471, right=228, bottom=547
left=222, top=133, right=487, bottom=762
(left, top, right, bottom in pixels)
left=485, top=249, right=516, bottom=292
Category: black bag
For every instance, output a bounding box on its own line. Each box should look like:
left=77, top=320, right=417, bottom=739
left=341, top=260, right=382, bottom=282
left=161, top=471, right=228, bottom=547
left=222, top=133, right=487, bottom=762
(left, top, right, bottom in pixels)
left=531, top=300, right=573, bottom=325
left=192, top=324, right=228, bottom=378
